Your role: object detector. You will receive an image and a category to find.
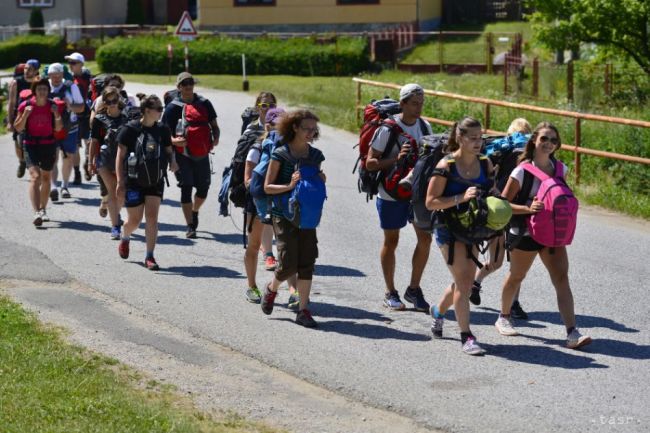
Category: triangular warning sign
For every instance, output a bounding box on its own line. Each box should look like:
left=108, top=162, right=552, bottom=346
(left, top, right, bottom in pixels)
left=175, top=11, right=197, bottom=36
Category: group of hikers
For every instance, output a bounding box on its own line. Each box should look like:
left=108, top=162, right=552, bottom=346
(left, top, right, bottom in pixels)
left=7, top=55, right=592, bottom=355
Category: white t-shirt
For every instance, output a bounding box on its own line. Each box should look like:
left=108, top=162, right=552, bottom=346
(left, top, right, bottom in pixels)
left=370, top=116, right=433, bottom=201
left=246, top=146, right=261, bottom=164
left=51, top=81, right=83, bottom=123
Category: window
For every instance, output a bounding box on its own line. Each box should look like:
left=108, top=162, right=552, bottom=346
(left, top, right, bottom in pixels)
left=234, top=0, right=276, bottom=6
left=337, top=0, right=379, bottom=4
left=18, top=0, right=54, bottom=7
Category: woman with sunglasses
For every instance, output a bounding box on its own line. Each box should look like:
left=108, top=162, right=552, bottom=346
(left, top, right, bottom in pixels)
left=115, top=95, right=178, bottom=270
left=495, top=122, right=591, bottom=349
left=89, top=86, right=128, bottom=239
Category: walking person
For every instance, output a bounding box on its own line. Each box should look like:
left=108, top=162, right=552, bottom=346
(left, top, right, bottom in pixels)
left=494, top=122, right=591, bottom=349
left=65, top=52, right=92, bottom=185
left=115, top=95, right=178, bottom=270
left=260, top=110, right=326, bottom=328
left=13, top=78, right=63, bottom=226
left=162, top=72, right=219, bottom=238
left=366, top=83, right=433, bottom=312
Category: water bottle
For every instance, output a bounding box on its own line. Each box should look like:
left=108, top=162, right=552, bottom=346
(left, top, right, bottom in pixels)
left=127, top=152, right=137, bottom=179
left=175, top=118, right=184, bottom=137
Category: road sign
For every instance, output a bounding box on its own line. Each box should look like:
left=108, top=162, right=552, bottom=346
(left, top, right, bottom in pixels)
left=175, top=11, right=197, bottom=41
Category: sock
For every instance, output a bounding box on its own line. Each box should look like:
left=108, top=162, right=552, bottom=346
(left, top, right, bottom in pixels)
left=62, top=181, right=69, bottom=188
left=146, top=251, right=154, bottom=259
left=472, top=280, right=482, bottom=289
left=566, top=326, right=575, bottom=336
left=433, top=305, right=444, bottom=319
left=460, top=332, right=473, bottom=344
left=121, top=234, right=130, bottom=241
left=500, top=313, right=511, bottom=319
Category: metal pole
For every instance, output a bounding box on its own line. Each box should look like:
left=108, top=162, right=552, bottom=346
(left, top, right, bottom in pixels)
left=356, top=81, right=362, bottom=124
left=184, top=42, right=189, bottom=72
left=242, top=53, right=249, bottom=91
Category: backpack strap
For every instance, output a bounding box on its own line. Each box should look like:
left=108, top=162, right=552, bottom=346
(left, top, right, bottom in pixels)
left=521, top=162, right=551, bottom=181
left=417, top=117, right=429, bottom=136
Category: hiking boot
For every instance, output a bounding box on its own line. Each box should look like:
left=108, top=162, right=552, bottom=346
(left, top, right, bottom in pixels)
left=33, top=212, right=43, bottom=227
left=192, top=211, right=199, bottom=231
left=383, top=291, right=406, bottom=311
left=50, top=188, right=59, bottom=202
left=431, top=317, right=444, bottom=339
left=73, top=169, right=82, bottom=185
left=145, top=257, right=160, bottom=271
left=61, top=187, right=71, bottom=199
left=17, top=161, right=26, bottom=178
left=566, top=328, right=592, bottom=350
left=469, top=282, right=481, bottom=306
left=261, top=284, right=277, bottom=315
left=186, top=225, right=197, bottom=239
left=495, top=316, right=519, bottom=336
left=462, top=336, right=486, bottom=356
left=39, top=208, right=50, bottom=222
left=295, top=309, right=318, bottom=328
left=287, top=292, right=300, bottom=311
left=264, top=255, right=277, bottom=271
left=510, top=301, right=529, bottom=320
left=404, top=286, right=430, bottom=312
left=110, top=225, right=121, bottom=240
left=118, top=239, right=130, bottom=259
left=245, top=286, right=262, bottom=304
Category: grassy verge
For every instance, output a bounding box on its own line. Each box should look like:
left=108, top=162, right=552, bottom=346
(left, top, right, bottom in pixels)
left=0, top=296, right=279, bottom=433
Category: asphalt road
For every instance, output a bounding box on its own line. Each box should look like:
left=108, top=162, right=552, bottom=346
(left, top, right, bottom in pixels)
left=1, top=82, right=649, bottom=433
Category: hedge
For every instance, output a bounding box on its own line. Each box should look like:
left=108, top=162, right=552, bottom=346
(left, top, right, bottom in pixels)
left=96, top=35, right=369, bottom=76
left=0, top=35, right=65, bottom=69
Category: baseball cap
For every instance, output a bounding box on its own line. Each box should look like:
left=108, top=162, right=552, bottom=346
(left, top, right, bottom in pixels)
left=265, top=107, right=285, bottom=125
left=64, top=52, right=85, bottom=63
left=26, top=59, right=40, bottom=69
left=48, top=62, right=64, bottom=74
left=176, top=72, right=198, bottom=86
left=399, top=83, right=424, bottom=101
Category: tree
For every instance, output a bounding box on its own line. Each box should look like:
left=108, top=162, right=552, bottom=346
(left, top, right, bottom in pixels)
left=527, top=0, right=650, bottom=74
left=126, top=0, right=145, bottom=25
left=28, top=8, right=45, bottom=35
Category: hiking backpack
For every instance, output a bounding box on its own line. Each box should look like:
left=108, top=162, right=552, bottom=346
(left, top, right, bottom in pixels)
left=96, top=113, right=127, bottom=172
left=90, top=74, right=110, bottom=103
left=163, top=89, right=180, bottom=106
left=20, top=97, right=61, bottom=145
left=227, top=123, right=266, bottom=208
left=172, top=97, right=213, bottom=157
left=248, top=131, right=284, bottom=221
left=484, top=132, right=530, bottom=192
left=129, top=122, right=167, bottom=188
left=520, top=162, right=578, bottom=247
left=240, top=106, right=260, bottom=135
left=409, top=134, right=449, bottom=231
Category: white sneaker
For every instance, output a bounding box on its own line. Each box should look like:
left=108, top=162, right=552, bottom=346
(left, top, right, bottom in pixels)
left=495, top=316, right=519, bottom=336
left=566, top=328, right=592, bottom=349
left=39, top=208, right=50, bottom=222
left=462, top=336, right=486, bottom=356
left=33, top=212, right=43, bottom=227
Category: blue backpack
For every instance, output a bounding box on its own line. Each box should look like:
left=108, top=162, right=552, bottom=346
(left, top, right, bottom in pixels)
left=484, top=132, right=531, bottom=192
left=249, top=131, right=284, bottom=220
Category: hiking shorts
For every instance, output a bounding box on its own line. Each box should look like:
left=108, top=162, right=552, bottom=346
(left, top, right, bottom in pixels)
left=434, top=226, right=455, bottom=248
left=376, top=197, right=410, bottom=230
left=57, top=130, right=79, bottom=154
left=124, top=181, right=165, bottom=208
left=272, top=217, right=318, bottom=281
left=411, top=202, right=433, bottom=231
left=78, top=116, right=90, bottom=141
left=24, top=144, right=57, bottom=171
left=507, top=232, right=544, bottom=252
left=176, top=153, right=211, bottom=192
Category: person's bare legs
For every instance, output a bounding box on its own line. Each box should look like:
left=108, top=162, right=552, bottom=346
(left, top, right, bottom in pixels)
left=143, top=196, right=161, bottom=255
left=380, top=229, right=400, bottom=294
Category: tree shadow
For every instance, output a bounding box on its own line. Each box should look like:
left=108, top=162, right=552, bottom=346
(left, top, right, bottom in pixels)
left=314, top=264, right=366, bottom=277
left=482, top=342, right=609, bottom=369
left=158, top=265, right=244, bottom=279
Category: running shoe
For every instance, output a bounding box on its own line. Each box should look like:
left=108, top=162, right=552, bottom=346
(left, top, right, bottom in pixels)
left=33, top=212, right=43, bottom=227
left=511, top=301, right=529, bottom=320
left=495, top=316, right=519, bottom=336
left=404, top=286, right=430, bottom=312
left=261, top=284, right=277, bottom=315
left=264, top=255, right=277, bottom=271
left=245, top=286, right=262, bottom=304
left=383, top=291, right=406, bottom=311
left=17, top=161, right=26, bottom=178
left=50, top=188, right=59, bottom=202
left=73, top=169, right=82, bottom=185
left=39, top=208, right=50, bottom=222
left=118, top=239, right=130, bottom=259
left=431, top=317, right=444, bottom=339
left=295, top=309, right=318, bottom=328
left=61, top=187, right=71, bottom=199
left=462, top=336, right=487, bottom=356
left=566, top=328, right=592, bottom=350
left=145, top=257, right=160, bottom=271
left=110, top=225, right=121, bottom=240
left=186, top=225, right=197, bottom=239
left=469, top=282, right=481, bottom=306
left=287, top=292, right=300, bottom=311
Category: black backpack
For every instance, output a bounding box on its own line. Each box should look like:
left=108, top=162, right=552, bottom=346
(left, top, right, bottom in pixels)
left=96, top=113, right=127, bottom=172
left=409, top=134, right=449, bottom=230
left=229, top=123, right=265, bottom=207
left=163, top=89, right=180, bottom=106
left=129, top=121, right=167, bottom=188
left=240, top=106, right=260, bottom=135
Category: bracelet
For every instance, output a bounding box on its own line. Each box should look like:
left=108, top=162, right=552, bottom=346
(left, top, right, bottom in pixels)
left=454, top=194, right=460, bottom=206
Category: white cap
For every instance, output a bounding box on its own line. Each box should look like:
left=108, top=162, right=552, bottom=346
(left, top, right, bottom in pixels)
left=48, top=62, right=64, bottom=74
left=64, top=52, right=85, bottom=63
left=399, top=83, right=424, bottom=101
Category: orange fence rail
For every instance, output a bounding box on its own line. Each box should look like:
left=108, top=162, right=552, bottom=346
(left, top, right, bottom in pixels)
left=353, top=77, right=650, bottom=184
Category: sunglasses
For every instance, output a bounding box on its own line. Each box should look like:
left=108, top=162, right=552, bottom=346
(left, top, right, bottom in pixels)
left=68, top=61, right=80, bottom=66
left=258, top=103, right=276, bottom=109
left=104, top=98, right=119, bottom=105
left=299, top=125, right=318, bottom=135
left=539, top=135, right=559, bottom=145
left=180, top=79, right=194, bottom=86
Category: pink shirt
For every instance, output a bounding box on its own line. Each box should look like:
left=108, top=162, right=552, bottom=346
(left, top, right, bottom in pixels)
left=17, top=98, right=62, bottom=145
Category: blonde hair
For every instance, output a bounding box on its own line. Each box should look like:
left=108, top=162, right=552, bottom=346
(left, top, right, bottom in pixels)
left=507, top=118, right=532, bottom=134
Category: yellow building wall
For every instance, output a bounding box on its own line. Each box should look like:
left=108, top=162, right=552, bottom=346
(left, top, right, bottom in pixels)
left=200, top=0, right=427, bottom=26
left=420, top=0, right=442, bottom=21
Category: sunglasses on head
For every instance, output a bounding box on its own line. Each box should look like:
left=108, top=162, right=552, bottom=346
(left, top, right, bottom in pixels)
left=539, top=135, right=559, bottom=145
left=258, top=103, right=276, bottom=109
left=104, top=98, right=119, bottom=105
left=180, top=79, right=194, bottom=86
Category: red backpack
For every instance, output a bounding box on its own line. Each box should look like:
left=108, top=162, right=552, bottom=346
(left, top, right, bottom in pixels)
left=173, top=97, right=213, bottom=157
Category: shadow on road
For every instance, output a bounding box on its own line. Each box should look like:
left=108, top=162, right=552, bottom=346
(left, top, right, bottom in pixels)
left=57, top=220, right=109, bottom=233
left=314, top=264, right=366, bottom=277
left=526, top=311, right=638, bottom=333
left=315, top=319, right=431, bottom=341
left=157, top=265, right=244, bottom=279
left=212, top=232, right=243, bottom=245
left=484, top=342, right=608, bottom=369
left=308, top=301, right=391, bottom=322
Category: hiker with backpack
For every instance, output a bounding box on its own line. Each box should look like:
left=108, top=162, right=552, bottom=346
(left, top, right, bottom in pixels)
left=260, top=110, right=327, bottom=328
left=115, top=95, right=178, bottom=270
left=65, top=52, right=92, bottom=186
left=162, top=72, right=219, bottom=239
left=6, top=58, right=40, bottom=179
left=495, top=122, right=591, bottom=349
left=425, top=117, right=506, bottom=356
left=13, top=77, right=64, bottom=226
left=365, top=83, right=434, bottom=312
left=88, top=86, right=129, bottom=240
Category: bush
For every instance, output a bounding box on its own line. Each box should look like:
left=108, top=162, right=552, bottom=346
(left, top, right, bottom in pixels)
left=0, top=35, right=65, bottom=69
left=96, top=35, right=369, bottom=76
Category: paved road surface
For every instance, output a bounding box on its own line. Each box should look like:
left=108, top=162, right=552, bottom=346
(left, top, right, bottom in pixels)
left=1, top=82, right=649, bottom=432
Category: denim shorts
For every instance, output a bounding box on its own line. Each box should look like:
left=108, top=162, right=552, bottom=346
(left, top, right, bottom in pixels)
left=376, top=197, right=410, bottom=230
left=434, top=226, right=455, bottom=248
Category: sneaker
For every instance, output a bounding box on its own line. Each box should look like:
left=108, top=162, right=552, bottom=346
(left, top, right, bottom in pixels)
left=261, top=284, right=277, bottom=315
left=404, top=286, right=430, bottom=312
left=33, top=212, right=43, bottom=227
left=295, top=309, right=318, bottom=328
left=566, top=328, right=592, bottom=350
left=61, top=187, right=71, bottom=199
left=39, top=208, right=50, bottom=222
left=469, top=282, right=481, bottom=306
left=17, top=161, right=26, bottom=178
left=510, top=301, right=529, bottom=320
left=462, top=336, right=487, bottom=356
left=73, top=169, right=82, bottom=185
left=431, top=317, right=444, bottom=339
left=110, top=226, right=121, bottom=240
left=118, top=239, right=130, bottom=259
left=287, top=292, right=300, bottom=311
left=264, top=255, right=277, bottom=271
left=50, top=188, right=59, bottom=202
left=383, top=291, right=406, bottom=311
left=186, top=225, right=197, bottom=239
left=245, top=286, right=262, bottom=304
left=145, top=257, right=160, bottom=271
left=495, top=316, right=519, bottom=336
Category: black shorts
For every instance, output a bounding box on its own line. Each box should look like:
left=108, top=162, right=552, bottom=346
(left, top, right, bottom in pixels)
left=507, top=232, right=544, bottom=251
left=124, top=181, right=165, bottom=208
left=176, top=153, right=211, bottom=191
left=78, top=116, right=90, bottom=141
left=24, top=144, right=57, bottom=171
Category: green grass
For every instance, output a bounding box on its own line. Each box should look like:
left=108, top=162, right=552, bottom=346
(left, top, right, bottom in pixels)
left=0, top=296, right=280, bottom=433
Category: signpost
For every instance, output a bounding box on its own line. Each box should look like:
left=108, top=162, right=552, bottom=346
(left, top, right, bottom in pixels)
left=174, top=11, right=198, bottom=72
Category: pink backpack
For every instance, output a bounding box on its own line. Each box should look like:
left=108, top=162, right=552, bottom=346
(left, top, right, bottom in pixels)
left=522, top=162, right=579, bottom=247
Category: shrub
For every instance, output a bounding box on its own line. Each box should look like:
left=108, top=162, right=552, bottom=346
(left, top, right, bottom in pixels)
left=96, top=35, right=369, bottom=76
left=0, top=35, right=65, bottom=69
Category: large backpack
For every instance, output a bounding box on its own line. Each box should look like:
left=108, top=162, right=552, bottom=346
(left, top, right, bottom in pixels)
left=21, top=97, right=60, bottom=145
left=484, top=132, right=530, bottom=192
left=240, top=106, right=260, bottom=135
left=228, top=122, right=265, bottom=207
left=172, top=97, right=213, bottom=157
left=249, top=131, right=284, bottom=221
left=95, top=113, right=127, bottom=172
left=90, top=73, right=110, bottom=103
left=409, top=134, right=449, bottom=230
left=163, top=89, right=180, bottom=106
left=128, top=121, right=167, bottom=188
left=520, top=162, right=578, bottom=247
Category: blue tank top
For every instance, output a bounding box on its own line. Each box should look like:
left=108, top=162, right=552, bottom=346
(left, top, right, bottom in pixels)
left=442, top=156, right=491, bottom=199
